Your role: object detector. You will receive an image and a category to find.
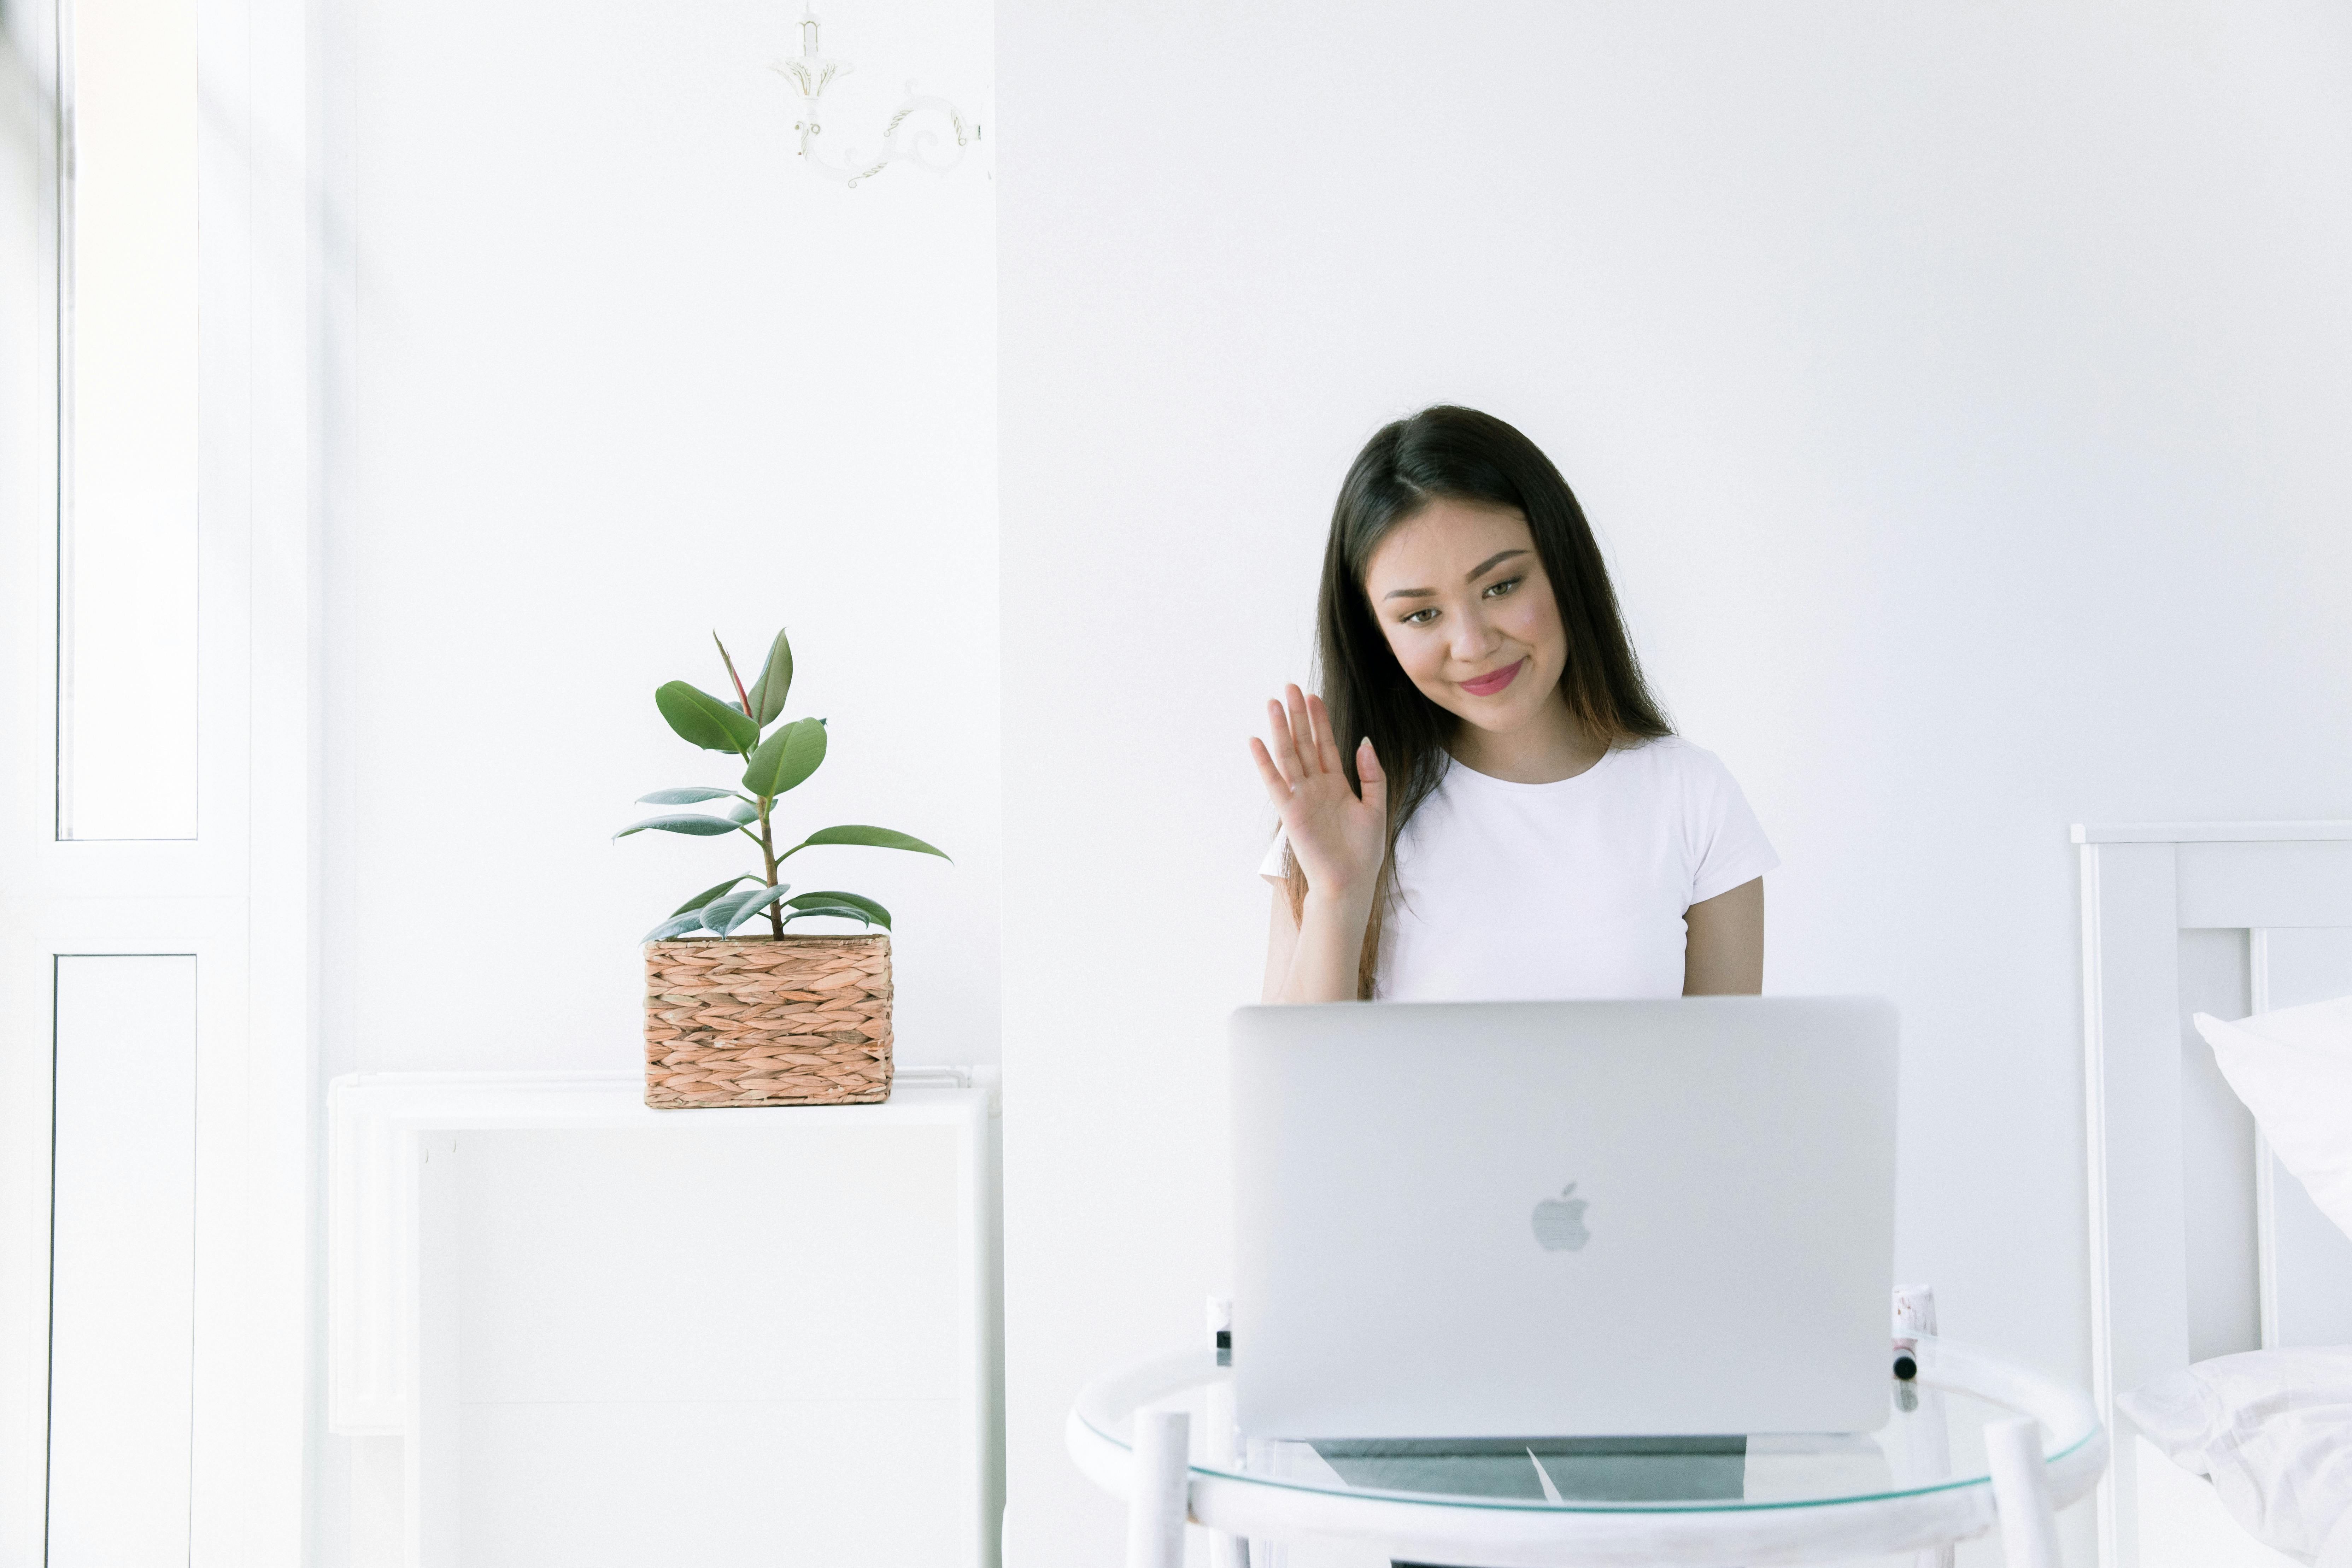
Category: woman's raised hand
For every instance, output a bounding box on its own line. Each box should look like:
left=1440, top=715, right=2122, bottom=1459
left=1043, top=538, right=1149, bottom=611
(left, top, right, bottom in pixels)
left=1249, top=686, right=1388, bottom=904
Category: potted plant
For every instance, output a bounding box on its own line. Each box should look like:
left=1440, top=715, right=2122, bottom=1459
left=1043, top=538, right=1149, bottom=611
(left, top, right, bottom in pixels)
left=617, top=625, right=947, bottom=1108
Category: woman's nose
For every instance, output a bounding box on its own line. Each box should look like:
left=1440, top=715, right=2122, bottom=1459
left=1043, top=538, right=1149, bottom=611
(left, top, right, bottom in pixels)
left=1450, top=612, right=1502, bottom=663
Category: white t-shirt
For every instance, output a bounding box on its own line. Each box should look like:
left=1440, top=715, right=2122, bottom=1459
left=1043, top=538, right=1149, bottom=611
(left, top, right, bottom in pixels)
left=1258, top=736, right=1778, bottom=1001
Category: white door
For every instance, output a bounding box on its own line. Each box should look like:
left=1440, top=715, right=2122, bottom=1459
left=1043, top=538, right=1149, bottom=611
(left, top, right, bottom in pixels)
left=0, top=0, right=311, bottom=1561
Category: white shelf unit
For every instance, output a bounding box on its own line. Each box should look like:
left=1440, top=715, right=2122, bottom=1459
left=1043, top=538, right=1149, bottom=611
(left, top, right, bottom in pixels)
left=326, top=1068, right=1002, bottom=1568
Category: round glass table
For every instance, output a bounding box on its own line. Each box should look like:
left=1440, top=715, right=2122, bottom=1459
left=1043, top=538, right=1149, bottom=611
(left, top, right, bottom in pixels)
left=1068, top=1331, right=2106, bottom=1567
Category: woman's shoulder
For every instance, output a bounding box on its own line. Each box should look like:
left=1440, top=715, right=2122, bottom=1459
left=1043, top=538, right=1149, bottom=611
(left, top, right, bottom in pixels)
left=1609, top=734, right=1755, bottom=817
left=1613, top=733, right=1736, bottom=782
left=1621, top=734, right=1777, bottom=892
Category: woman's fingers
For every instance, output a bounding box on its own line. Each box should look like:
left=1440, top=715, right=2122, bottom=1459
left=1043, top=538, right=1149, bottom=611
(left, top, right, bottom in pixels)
left=1248, top=737, right=1293, bottom=808
left=1284, top=685, right=1320, bottom=776
left=1307, top=693, right=1344, bottom=775
left=1261, top=688, right=1366, bottom=813
left=1356, top=736, right=1388, bottom=819
left=1265, top=698, right=1306, bottom=784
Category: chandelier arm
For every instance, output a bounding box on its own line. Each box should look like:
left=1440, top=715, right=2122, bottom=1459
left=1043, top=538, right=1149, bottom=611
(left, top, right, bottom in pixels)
left=793, top=95, right=969, bottom=183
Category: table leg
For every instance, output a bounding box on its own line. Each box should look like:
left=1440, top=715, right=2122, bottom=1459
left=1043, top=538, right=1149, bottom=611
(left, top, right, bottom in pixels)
left=1986, top=1417, right=2064, bottom=1568
left=1204, top=1379, right=1247, bottom=1568
left=1127, top=1410, right=1192, bottom=1568
left=1893, top=1284, right=1955, bottom=1568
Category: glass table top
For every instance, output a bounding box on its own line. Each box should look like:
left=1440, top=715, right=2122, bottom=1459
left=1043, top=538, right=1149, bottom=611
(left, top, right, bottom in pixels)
left=1076, top=1335, right=2102, bottom=1514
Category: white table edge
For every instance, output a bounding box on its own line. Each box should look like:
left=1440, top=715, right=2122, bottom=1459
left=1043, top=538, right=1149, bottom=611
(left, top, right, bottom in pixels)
left=1067, top=1334, right=2106, bottom=1568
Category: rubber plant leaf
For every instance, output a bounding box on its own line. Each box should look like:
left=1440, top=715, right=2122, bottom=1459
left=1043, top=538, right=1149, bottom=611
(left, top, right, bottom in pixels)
left=656, top=681, right=761, bottom=754
left=796, top=824, right=951, bottom=861
left=613, top=813, right=745, bottom=839
left=712, top=633, right=754, bottom=717
left=643, top=911, right=713, bottom=942
left=784, top=890, right=892, bottom=928
left=637, top=786, right=741, bottom=805
left=742, top=716, right=827, bottom=798
left=746, top=627, right=794, bottom=727
left=670, top=874, right=757, bottom=917
left=780, top=903, right=886, bottom=930
left=700, top=882, right=794, bottom=935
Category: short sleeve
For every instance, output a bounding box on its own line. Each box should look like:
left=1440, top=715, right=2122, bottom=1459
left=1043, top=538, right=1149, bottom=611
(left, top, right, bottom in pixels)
left=1679, top=744, right=1779, bottom=905
left=1258, top=831, right=1290, bottom=882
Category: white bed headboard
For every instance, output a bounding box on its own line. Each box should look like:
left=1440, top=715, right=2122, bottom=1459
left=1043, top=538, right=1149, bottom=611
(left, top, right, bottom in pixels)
left=2078, top=821, right=2352, bottom=1568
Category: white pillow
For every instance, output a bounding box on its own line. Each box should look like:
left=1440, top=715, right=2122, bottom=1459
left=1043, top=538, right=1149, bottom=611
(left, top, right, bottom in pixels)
left=2121, top=1347, right=2352, bottom=1564
left=2194, top=996, right=2352, bottom=1244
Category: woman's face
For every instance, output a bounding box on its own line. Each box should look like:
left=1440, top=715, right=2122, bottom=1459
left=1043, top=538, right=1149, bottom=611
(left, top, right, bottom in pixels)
left=1361, top=497, right=1568, bottom=736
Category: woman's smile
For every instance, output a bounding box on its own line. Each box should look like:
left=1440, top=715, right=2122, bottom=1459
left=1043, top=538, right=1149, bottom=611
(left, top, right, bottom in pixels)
left=1459, top=659, right=1523, bottom=698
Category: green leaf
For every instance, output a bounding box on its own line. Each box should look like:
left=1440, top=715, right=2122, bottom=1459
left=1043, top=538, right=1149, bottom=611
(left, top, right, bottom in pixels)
left=721, top=798, right=760, bottom=824
left=746, top=627, right=794, bottom=726
left=780, top=905, right=884, bottom=929
left=637, top=786, right=740, bottom=806
left=794, top=824, right=951, bottom=861
left=656, top=681, right=761, bottom=754
left=643, top=911, right=712, bottom=942
left=614, top=813, right=746, bottom=839
left=784, top=890, right=892, bottom=929
left=700, top=882, right=794, bottom=935
left=712, top=632, right=755, bottom=718
left=741, top=728, right=787, bottom=797
left=670, top=874, right=757, bottom=918
left=781, top=903, right=889, bottom=930
left=742, top=717, right=827, bottom=797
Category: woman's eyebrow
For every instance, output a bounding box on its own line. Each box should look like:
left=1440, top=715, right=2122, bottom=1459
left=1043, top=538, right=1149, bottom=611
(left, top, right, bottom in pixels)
left=1382, top=548, right=1529, bottom=601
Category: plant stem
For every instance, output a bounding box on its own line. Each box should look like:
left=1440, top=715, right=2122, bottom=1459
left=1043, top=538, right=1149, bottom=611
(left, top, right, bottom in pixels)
left=758, top=795, right=784, bottom=937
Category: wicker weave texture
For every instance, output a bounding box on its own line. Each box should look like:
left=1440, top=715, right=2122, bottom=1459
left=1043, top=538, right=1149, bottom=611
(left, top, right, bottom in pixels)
left=644, top=934, right=893, bottom=1108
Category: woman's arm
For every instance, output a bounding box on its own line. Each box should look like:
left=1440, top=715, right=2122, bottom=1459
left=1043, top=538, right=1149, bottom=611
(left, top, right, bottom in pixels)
left=1683, top=876, right=1764, bottom=995
left=1262, top=889, right=1301, bottom=1003
left=1261, top=882, right=1374, bottom=1003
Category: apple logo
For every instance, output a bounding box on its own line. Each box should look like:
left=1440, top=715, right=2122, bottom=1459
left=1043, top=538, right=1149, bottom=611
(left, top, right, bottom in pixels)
left=1531, top=1182, right=1591, bottom=1251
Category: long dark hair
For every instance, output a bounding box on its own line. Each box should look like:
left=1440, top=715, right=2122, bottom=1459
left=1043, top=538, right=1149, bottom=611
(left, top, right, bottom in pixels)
left=1284, top=405, right=1672, bottom=997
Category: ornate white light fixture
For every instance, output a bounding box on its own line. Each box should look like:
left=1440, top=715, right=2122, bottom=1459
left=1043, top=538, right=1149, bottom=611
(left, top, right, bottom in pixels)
left=771, top=7, right=979, bottom=188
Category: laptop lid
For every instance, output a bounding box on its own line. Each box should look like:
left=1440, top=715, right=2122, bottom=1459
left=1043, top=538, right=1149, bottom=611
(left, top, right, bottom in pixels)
left=1230, top=997, right=1898, bottom=1440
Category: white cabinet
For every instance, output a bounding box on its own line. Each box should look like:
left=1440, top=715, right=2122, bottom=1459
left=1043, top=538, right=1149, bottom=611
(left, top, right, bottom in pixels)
left=328, top=1070, right=1001, bottom=1568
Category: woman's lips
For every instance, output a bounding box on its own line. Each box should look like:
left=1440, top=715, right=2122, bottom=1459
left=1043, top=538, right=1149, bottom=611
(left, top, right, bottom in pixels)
left=1460, top=658, right=1524, bottom=697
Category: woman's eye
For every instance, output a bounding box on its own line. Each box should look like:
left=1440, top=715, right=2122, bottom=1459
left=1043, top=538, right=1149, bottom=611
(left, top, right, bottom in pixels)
left=1401, top=607, right=1439, bottom=626
left=1484, top=576, right=1522, bottom=599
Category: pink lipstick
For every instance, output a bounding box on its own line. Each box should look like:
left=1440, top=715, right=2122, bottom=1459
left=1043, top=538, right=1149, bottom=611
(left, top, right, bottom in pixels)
left=1460, top=659, right=1524, bottom=698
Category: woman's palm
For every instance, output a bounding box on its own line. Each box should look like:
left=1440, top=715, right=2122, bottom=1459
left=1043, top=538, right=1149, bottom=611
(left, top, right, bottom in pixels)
left=1250, top=687, right=1387, bottom=900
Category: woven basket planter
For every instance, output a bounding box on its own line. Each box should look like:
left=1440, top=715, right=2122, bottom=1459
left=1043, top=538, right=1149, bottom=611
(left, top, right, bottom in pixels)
left=643, top=934, right=893, bottom=1108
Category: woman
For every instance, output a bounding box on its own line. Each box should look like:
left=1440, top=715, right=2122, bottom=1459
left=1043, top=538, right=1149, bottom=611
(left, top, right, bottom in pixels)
left=1251, top=405, right=1776, bottom=1004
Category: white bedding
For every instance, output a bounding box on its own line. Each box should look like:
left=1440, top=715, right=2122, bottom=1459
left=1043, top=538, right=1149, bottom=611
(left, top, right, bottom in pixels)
left=2136, top=1433, right=2302, bottom=1568
left=2121, top=1347, right=2352, bottom=1566
left=2193, top=995, right=2352, bottom=1246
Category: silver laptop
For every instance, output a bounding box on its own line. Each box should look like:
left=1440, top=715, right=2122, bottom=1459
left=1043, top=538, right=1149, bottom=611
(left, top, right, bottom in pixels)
left=1230, top=997, right=1898, bottom=1440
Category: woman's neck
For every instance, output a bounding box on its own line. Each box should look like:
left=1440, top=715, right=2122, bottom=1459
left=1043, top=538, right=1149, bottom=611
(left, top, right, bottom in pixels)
left=1448, top=691, right=1609, bottom=784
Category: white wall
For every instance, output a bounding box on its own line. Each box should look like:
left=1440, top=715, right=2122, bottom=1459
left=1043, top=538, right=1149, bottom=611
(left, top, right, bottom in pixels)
left=998, top=2, right=2352, bottom=1561
left=315, top=0, right=995, bottom=1556
left=319, top=0, right=998, bottom=1084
